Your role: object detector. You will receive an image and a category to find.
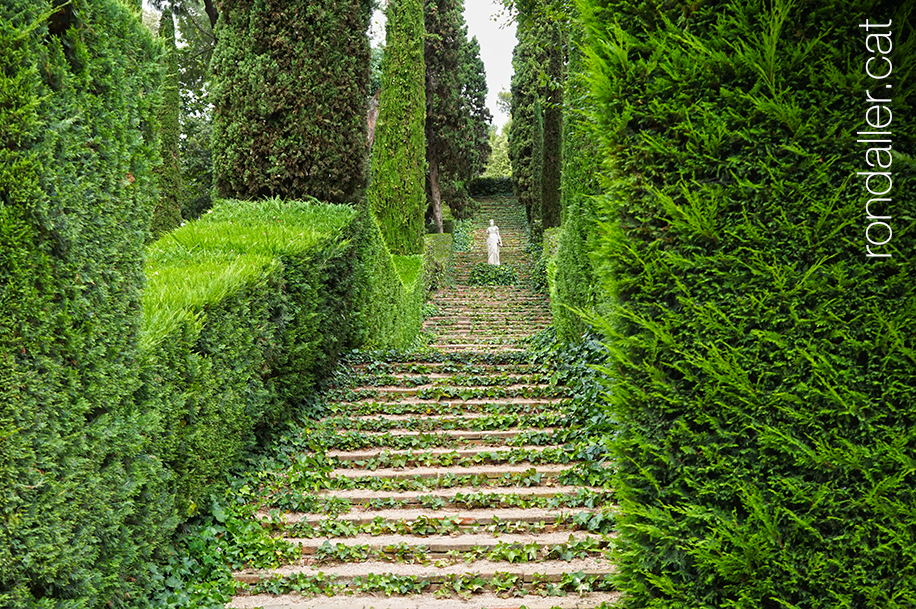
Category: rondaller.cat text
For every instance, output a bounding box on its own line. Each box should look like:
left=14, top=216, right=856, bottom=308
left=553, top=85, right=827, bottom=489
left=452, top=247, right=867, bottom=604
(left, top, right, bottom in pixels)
left=859, top=19, right=894, bottom=258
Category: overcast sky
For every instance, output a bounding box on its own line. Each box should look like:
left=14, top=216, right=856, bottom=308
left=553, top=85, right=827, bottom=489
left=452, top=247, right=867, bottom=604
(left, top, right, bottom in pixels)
left=372, top=0, right=517, bottom=128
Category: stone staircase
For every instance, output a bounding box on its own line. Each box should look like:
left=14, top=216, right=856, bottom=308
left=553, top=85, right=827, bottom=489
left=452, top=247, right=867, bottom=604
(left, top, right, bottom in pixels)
left=226, top=197, right=618, bottom=609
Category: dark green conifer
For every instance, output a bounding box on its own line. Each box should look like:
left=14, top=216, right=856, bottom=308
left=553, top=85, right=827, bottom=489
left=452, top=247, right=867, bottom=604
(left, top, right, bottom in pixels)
left=552, top=17, right=601, bottom=342
left=152, top=8, right=182, bottom=238
left=425, top=0, right=491, bottom=230
left=539, top=16, right=563, bottom=229
left=211, top=0, right=373, bottom=203
left=508, top=22, right=542, bottom=231
left=369, top=0, right=427, bottom=254
left=0, top=1, right=166, bottom=605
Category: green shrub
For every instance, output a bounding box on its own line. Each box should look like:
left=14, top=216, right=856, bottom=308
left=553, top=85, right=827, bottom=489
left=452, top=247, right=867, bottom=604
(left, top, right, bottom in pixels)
left=0, top=0, right=165, bottom=605
left=210, top=0, right=372, bottom=203
left=468, top=262, right=519, bottom=286
left=140, top=198, right=358, bottom=513
left=532, top=226, right=560, bottom=295
left=581, top=0, right=916, bottom=606
left=468, top=176, right=514, bottom=197
left=369, top=0, right=427, bottom=254
left=452, top=218, right=474, bottom=252
left=139, top=198, right=425, bottom=515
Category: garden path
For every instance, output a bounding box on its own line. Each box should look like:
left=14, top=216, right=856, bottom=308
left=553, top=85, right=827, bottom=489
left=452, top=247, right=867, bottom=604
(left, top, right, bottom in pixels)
left=227, top=197, right=619, bottom=609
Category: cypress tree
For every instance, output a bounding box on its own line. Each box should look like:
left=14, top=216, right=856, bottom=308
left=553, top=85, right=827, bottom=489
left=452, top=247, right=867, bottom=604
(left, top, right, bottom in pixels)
left=508, top=3, right=563, bottom=241
left=152, top=8, right=182, bottom=238
left=508, top=21, right=542, bottom=231
left=369, top=0, right=427, bottom=255
left=539, top=15, right=563, bottom=229
left=211, top=0, right=373, bottom=203
left=581, top=0, right=916, bottom=605
left=425, top=0, right=491, bottom=231
left=459, top=35, right=492, bottom=183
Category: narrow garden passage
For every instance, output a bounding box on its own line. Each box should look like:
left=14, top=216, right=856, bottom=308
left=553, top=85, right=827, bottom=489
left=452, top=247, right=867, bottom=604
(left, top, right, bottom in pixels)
left=228, top=197, right=619, bottom=609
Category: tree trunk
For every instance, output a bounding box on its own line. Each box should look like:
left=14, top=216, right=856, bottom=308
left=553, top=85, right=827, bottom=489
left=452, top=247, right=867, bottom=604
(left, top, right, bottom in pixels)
left=428, top=148, right=443, bottom=233
left=204, top=0, right=218, bottom=29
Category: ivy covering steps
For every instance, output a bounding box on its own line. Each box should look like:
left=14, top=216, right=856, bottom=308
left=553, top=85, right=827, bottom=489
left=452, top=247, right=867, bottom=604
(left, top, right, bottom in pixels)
left=226, top=198, right=618, bottom=609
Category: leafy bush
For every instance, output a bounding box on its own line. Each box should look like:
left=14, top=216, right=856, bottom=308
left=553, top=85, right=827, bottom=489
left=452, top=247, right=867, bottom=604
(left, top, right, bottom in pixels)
left=442, top=180, right=480, bottom=220
left=452, top=218, right=474, bottom=252
left=581, top=0, right=916, bottom=606
left=0, top=1, right=165, bottom=605
left=531, top=226, right=560, bottom=295
left=468, top=262, right=518, bottom=286
left=151, top=8, right=182, bottom=239
left=351, top=208, right=426, bottom=350
left=468, top=176, right=514, bottom=197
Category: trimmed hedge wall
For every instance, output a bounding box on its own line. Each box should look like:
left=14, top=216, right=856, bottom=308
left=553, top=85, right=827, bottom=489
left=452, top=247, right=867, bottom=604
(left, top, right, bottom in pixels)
left=1, top=2, right=424, bottom=606
left=140, top=199, right=425, bottom=515
left=581, top=0, right=916, bottom=607
left=0, top=0, right=164, bottom=605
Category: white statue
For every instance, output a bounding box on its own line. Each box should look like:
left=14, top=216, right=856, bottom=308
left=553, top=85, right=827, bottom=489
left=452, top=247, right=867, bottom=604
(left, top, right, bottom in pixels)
left=486, top=219, right=503, bottom=265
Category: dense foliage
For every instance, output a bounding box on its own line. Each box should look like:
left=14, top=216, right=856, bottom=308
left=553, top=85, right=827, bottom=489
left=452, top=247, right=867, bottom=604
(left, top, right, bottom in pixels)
left=152, top=8, right=182, bottom=238
left=210, top=0, right=372, bottom=203
left=0, top=0, right=164, bottom=605
left=424, top=0, right=491, bottom=230
left=482, top=122, right=512, bottom=177
left=369, top=0, right=427, bottom=255
left=508, top=20, right=542, bottom=233
left=550, top=16, right=603, bottom=343
left=467, top=262, right=519, bottom=286
left=538, top=14, right=563, bottom=229
left=580, top=0, right=916, bottom=606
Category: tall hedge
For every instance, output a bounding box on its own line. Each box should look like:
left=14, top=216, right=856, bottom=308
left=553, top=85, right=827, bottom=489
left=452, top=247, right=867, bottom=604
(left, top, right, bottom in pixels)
left=581, top=0, right=916, bottom=606
left=424, top=0, right=491, bottom=230
left=369, top=0, right=427, bottom=255
left=210, top=0, right=373, bottom=203
left=0, top=0, right=165, bottom=605
left=151, top=8, right=182, bottom=239
left=551, top=16, right=602, bottom=343
left=539, top=15, right=563, bottom=229
left=508, top=21, right=542, bottom=229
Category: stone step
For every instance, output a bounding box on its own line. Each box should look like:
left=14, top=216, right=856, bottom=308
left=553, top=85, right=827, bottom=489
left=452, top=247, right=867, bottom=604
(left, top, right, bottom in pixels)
left=314, top=485, right=608, bottom=507
left=343, top=384, right=557, bottom=396
left=228, top=591, right=624, bottom=609
left=324, top=401, right=563, bottom=417
left=324, top=445, right=566, bottom=465
left=273, top=507, right=605, bottom=528
left=331, top=463, right=570, bottom=481
left=431, top=345, right=528, bottom=352
left=233, top=557, right=616, bottom=584
left=328, top=412, right=562, bottom=423
left=290, top=530, right=606, bottom=556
